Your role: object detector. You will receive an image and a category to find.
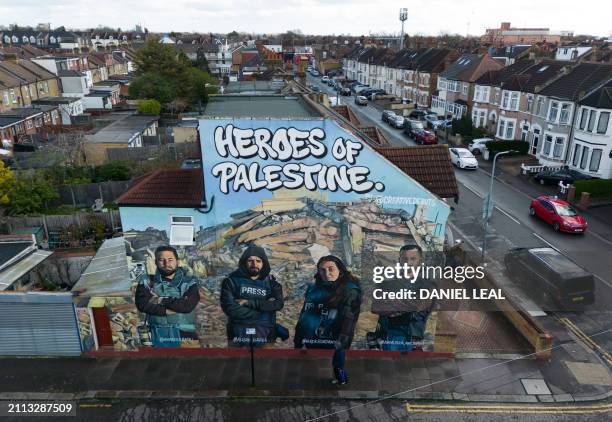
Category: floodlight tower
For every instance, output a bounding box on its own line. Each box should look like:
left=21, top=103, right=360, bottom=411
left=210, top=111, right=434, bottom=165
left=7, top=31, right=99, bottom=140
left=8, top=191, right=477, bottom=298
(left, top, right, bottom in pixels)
left=399, top=8, right=408, bottom=50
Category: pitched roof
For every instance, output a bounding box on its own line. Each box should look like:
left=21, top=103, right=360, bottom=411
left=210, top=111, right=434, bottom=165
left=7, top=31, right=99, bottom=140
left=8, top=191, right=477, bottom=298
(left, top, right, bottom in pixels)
left=116, top=169, right=204, bottom=207
left=475, top=59, right=536, bottom=86
left=489, top=45, right=532, bottom=59
left=539, top=62, right=612, bottom=100
left=501, top=60, right=567, bottom=92
left=376, top=145, right=458, bottom=199
left=580, top=80, right=612, bottom=109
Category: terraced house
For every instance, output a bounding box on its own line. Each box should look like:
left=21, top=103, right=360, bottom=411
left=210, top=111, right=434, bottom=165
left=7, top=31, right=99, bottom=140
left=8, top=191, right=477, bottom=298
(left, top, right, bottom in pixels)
left=0, top=59, right=60, bottom=112
left=432, top=53, right=503, bottom=119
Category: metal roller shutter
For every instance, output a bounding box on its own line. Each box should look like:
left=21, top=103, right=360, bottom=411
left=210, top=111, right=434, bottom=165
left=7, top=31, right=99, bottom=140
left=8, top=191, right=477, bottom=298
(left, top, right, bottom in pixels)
left=0, top=293, right=82, bottom=356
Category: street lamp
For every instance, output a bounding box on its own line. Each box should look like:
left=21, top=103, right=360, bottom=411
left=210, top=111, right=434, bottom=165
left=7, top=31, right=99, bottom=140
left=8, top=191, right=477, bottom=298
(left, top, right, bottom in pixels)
left=481, top=150, right=515, bottom=262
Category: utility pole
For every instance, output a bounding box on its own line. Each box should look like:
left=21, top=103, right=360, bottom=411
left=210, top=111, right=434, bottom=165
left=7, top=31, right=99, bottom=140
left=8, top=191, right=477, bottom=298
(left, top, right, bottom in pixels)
left=399, top=8, right=408, bottom=50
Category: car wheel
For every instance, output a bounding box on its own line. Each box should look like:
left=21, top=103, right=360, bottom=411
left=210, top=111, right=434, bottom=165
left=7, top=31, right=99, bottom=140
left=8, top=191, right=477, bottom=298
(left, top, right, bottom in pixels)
left=539, top=179, right=546, bottom=185
left=459, top=162, right=464, bottom=169
left=529, top=207, right=535, bottom=216
left=553, top=222, right=560, bottom=232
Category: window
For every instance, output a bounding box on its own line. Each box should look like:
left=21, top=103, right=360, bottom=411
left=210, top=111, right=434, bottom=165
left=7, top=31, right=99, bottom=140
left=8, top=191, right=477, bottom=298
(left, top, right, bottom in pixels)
left=510, top=92, right=519, bottom=110
left=552, top=137, right=564, bottom=158
left=548, top=101, right=559, bottom=122
left=572, top=144, right=581, bottom=166
left=10, top=89, right=16, bottom=103
left=505, top=120, right=515, bottom=139
left=497, top=118, right=515, bottom=139
left=521, top=123, right=529, bottom=141
left=587, top=110, right=597, bottom=132
left=462, top=84, right=468, bottom=95
left=579, top=108, right=588, bottom=129
left=169, top=215, right=194, bottom=245
left=527, top=95, right=534, bottom=112
left=589, top=149, right=602, bottom=172
left=501, top=91, right=510, bottom=109
left=559, top=103, right=570, bottom=124
left=2, top=91, right=8, bottom=105
left=536, top=97, right=545, bottom=116
left=597, top=112, right=610, bottom=134
left=543, top=135, right=553, bottom=155
left=580, top=146, right=589, bottom=169
left=26, top=120, right=33, bottom=129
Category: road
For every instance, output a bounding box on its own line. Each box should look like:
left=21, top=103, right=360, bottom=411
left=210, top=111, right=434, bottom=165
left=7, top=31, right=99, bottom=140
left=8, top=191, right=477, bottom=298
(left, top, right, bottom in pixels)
left=308, top=74, right=612, bottom=356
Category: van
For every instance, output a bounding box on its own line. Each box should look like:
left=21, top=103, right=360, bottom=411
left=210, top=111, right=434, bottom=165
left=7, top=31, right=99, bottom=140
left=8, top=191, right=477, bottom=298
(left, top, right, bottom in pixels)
left=504, top=247, right=595, bottom=310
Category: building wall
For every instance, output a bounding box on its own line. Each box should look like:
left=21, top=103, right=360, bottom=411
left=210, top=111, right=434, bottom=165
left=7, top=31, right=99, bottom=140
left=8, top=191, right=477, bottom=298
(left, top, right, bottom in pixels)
left=568, top=105, right=612, bottom=179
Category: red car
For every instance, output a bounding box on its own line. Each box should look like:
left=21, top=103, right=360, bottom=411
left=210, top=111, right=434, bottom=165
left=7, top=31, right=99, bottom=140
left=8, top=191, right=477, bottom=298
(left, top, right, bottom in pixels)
left=529, top=196, right=587, bottom=233
left=413, top=129, right=437, bottom=145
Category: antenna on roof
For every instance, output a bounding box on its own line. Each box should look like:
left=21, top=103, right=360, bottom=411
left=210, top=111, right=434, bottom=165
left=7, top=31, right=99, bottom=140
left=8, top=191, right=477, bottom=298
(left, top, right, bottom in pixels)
left=399, top=8, right=408, bottom=50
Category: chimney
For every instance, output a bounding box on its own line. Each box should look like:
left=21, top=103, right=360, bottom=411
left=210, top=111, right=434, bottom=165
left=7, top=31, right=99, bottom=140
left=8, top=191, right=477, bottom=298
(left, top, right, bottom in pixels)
left=501, top=22, right=511, bottom=31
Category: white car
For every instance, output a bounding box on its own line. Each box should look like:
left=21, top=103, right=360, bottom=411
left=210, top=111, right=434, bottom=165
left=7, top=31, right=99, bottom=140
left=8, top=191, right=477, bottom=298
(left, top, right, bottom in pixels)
left=450, top=148, right=478, bottom=170
left=388, top=114, right=405, bottom=128
left=468, top=138, right=493, bottom=154
left=321, top=75, right=329, bottom=82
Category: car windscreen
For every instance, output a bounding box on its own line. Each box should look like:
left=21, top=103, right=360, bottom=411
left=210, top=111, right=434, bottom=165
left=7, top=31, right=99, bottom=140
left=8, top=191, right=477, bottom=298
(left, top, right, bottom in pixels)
left=553, top=204, right=578, bottom=216
left=457, top=150, right=472, bottom=157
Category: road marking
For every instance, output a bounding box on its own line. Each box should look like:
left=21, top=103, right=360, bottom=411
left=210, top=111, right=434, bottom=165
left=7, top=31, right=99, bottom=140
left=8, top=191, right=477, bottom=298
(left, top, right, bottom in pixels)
left=588, top=230, right=612, bottom=247
left=531, top=233, right=561, bottom=252
left=557, top=317, right=612, bottom=366
left=494, top=206, right=521, bottom=225
left=406, top=403, right=612, bottom=414
left=462, top=183, right=484, bottom=199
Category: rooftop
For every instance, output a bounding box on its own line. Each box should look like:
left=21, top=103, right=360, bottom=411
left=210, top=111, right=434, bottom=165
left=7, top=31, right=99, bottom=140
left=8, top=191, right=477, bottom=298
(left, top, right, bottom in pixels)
left=86, top=114, right=159, bottom=144
left=115, top=168, right=204, bottom=207
left=203, top=95, right=321, bottom=119
left=376, top=145, right=459, bottom=199
left=580, top=80, right=612, bottom=109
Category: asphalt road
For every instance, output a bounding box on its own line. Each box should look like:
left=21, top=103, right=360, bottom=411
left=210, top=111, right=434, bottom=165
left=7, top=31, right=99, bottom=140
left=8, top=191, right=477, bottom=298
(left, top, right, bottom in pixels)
left=9, top=398, right=609, bottom=421
left=307, top=74, right=612, bottom=357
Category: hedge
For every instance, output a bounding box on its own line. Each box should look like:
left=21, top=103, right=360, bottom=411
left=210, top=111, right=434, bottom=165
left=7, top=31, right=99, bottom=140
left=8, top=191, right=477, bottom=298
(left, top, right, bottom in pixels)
left=485, top=140, right=529, bottom=155
left=573, top=179, right=612, bottom=198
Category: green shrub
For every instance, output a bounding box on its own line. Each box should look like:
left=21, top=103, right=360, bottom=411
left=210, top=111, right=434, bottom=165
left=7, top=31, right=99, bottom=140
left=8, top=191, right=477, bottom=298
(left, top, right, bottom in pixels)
left=451, top=116, right=473, bottom=137
left=573, top=179, right=612, bottom=198
left=138, top=99, right=162, bottom=115
left=485, top=141, right=529, bottom=155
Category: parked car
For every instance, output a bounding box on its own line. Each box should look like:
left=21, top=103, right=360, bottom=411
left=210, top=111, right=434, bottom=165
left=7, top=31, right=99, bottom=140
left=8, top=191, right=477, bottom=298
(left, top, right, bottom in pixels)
left=366, top=89, right=386, bottom=100
left=311, top=85, right=320, bottom=92
left=355, top=85, right=371, bottom=94
left=468, top=138, right=494, bottom=154
left=434, top=119, right=453, bottom=131
left=529, top=195, right=587, bottom=233
left=449, top=148, right=478, bottom=170
left=381, top=110, right=396, bottom=123
left=533, top=168, right=594, bottom=185
left=424, top=114, right=444, bottom=129
left=404, top=119, right=425, bottom=138
left=413, top=129, right=438, bottom=145
left=407, top=109, right=430, bottom=121
left=388, top=114, right=405, bottom=129
left=321, top=75, right=329, bottom=82
left=504, top=247, right=594, bottom=309
left=311, top=70, right=320, bottom=76
left=354, top=96, right=368, bottom=106
left=340, top=87, right=351, bottom=96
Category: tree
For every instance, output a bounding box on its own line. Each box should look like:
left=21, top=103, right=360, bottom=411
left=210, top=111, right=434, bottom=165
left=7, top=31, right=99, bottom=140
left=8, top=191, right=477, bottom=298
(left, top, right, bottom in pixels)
left=0, top=160, right=15, bottom=206
left=93, top=162, right=132, bottom=182
left=7, top=176, right=59, bottom=215
left=138, top=99, right=162, bottom=115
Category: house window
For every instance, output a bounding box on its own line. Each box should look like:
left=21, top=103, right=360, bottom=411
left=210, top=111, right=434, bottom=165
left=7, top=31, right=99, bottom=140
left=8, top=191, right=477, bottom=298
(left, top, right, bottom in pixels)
left=462, top=84, right=468, bottom=95
left=543, top=135, right=553, bottom=155
left=501, top=91, right=510, bottom=109
left=510, top=92, right=519, bottom=110
left=521, top=123, right=529, bottom=141
left=2, top=91, right=8, bottom=105
left=497, top=118, right=515, bottom=139
left=526, top=95, right=534, bottom=112
left=579, top=108, right=588, bottom=130
left=559, top=103, right=571, bottom=124
left=587, top=110, right=597, bottom=132
left=572, top=144, right=581, bottom=166
left=580, top=146, right=589, bottom=169
left=26, top=120, right=33, bottom=129
left=589, top=149, right=602, bottom=172
left=536, top=97, right=545, bottom=116
left=597, top=112, right=610, bottom=134
left=169, top=215, right=194, bottom=245
left=548, top=101, right=559, bottom=122
left=552, top=137, right=564, bottom=158
left=49, top=36, right=56, bottom=44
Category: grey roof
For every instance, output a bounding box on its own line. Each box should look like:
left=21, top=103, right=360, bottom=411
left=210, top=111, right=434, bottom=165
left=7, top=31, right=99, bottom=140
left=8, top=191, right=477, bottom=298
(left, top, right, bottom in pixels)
left=72, top=237, right=132, bottom=296
left=0, top=107, right=43, bottom=119
left=58, top=69, right=82, bottom=77
left=0, top=249, right=52, bottom=291
left=33, top=96, right=81, bottom=105
left=203, top=95, right=321, bottom=119
left=86, top=114, right=159, bottom=144
left=0, top=116, right=24, bottom=128
left=580, top=81, right=612, bottom=109
left=224, top=81, right=283, bottom=94
left=440, top=54, right=482, bottom=81
left=539, top=62, right=612, bottom=100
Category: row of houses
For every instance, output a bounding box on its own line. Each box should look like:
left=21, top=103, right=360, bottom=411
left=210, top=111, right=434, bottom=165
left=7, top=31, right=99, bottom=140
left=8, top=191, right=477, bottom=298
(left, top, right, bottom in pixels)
left=344, top=46, right=612, bottom=179
left=0, top=28, right=147, bottom=51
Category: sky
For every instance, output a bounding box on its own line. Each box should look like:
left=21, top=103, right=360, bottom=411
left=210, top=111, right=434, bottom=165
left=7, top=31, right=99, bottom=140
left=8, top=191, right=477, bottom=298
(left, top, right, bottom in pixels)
left=1, top=0, right=611, bottom=37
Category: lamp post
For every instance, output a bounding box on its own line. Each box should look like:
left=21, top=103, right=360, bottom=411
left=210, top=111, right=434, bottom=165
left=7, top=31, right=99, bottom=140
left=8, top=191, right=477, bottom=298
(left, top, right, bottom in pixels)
left=481, top=150, right=513, bottom=262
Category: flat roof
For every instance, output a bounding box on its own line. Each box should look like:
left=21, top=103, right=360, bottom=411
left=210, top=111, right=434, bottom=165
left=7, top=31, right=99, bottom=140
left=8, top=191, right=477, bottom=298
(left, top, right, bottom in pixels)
left=0, top=250, right=53, bottom=291
left=72, top=237, right=132, bottom=296
left=33, top=96, right=81, bottom=105
left=203, top=95, right=321, bottom=119
left=86, top=114, right=158, bottom=143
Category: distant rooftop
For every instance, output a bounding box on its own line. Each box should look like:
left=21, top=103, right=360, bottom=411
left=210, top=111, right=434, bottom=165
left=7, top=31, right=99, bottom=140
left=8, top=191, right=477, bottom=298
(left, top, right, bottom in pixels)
left=86, top=114, right=159, bottom=144
left=203, top=95, right=321, bottom=119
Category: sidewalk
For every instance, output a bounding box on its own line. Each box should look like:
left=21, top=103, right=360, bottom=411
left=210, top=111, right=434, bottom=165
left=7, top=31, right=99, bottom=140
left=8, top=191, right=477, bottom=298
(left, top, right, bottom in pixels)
left=1, top=345, right=610, bottom=404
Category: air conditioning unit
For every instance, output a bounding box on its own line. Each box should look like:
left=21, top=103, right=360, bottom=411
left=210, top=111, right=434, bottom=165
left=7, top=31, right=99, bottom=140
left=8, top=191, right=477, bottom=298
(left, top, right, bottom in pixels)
left=169, top=215, right=194, bottom=246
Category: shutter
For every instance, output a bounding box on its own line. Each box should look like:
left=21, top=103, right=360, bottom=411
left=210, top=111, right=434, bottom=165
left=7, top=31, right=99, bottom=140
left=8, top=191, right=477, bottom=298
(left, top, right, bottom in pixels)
left=0, top=296, right=82, bottom=356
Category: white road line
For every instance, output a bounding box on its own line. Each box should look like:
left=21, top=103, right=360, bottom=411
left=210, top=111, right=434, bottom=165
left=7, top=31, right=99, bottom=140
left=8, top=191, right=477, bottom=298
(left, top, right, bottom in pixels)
left=594, top=274, right=612, bottom=289
left=588, top=230, right=612, bottom=247
left=494, top=206, right=522, bottom=225
left=531, top=233, right=561, bottom=252
left=462, top=183, right=484, bottom=199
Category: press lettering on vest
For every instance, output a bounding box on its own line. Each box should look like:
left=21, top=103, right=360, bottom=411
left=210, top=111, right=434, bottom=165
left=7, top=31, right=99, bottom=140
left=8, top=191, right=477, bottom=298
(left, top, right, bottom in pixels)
left=240, top=286, right=267, bottom=296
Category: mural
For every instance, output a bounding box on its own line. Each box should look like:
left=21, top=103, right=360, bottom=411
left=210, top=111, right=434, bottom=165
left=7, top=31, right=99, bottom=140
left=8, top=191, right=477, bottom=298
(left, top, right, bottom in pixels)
left=119, top=118, right=451, bottom=350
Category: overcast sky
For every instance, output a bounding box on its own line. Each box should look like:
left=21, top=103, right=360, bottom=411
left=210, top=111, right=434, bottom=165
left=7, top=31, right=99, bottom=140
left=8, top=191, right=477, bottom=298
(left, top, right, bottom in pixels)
left=2, top=0, right=610, bottom=37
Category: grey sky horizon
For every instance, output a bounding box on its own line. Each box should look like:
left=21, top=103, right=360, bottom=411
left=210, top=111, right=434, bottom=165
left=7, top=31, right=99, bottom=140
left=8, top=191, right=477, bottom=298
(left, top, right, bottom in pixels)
left=1, top=0, right=611, bottom=37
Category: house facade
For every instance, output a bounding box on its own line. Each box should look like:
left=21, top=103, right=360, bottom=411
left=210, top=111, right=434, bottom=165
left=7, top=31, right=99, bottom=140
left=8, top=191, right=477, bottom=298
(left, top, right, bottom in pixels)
left=568, top=81, right=612, bottom=179
left=0, top=60, right=61, bottom=112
